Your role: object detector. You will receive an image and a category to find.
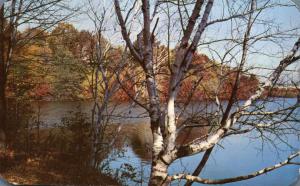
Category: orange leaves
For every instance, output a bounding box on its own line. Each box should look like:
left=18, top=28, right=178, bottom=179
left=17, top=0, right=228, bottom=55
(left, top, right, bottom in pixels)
left=30, top=84, right=51, bottom=99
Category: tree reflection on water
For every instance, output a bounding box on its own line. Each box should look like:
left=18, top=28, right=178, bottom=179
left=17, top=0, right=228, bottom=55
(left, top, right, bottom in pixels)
left=1, top=102, right=122, bottom=185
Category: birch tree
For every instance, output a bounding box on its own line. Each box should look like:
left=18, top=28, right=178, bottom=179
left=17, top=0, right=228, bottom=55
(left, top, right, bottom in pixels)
left=112, top=0, right=300, bottom=185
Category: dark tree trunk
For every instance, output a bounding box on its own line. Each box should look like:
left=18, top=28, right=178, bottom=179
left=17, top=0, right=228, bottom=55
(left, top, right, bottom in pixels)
left=0, top=4, right=7, bottom=148
left=0, top=56, right=7, bottom=149
left=0, top=78, right=6, bottom=128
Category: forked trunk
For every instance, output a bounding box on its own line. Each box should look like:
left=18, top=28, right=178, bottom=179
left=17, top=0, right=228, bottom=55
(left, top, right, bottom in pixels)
left=148, top=116, right=170, bottom=186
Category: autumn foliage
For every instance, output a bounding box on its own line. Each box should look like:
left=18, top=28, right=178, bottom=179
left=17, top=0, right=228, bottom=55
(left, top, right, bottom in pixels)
left=5, top=23, right=296, bottom=102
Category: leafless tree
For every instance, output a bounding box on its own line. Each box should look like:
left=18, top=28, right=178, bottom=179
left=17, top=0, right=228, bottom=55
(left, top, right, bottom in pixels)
left=113, top=0, right=300, bottom=185
left=84, top=0, right=128, bottom=169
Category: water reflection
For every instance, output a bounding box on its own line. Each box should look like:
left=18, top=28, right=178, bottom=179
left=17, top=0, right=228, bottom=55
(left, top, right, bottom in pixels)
left=121, top=123, right=209, bottom=162
left=1, top=99, right=300, bottom=185
left=111, top=131, right=300, bottom=186
left=2, top=102, right=122, bottom=185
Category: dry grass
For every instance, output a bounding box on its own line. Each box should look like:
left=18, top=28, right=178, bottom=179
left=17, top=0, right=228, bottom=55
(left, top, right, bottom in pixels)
left=1, top=151, right=120, bottom=185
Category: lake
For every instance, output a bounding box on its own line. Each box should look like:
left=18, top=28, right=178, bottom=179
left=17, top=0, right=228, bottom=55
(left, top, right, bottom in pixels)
left=29, top=98, right=300, bottom=186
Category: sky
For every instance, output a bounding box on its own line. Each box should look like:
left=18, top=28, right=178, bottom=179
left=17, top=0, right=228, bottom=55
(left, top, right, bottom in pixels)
left=291, top=0, right=300, bottom=9
left=0, top=0, right=4, bottom=7
left=70, top=0, right=300, bottom=45
left=68, top=0, right=300, bottom=83
left=2, top=0, right=300, bottom=83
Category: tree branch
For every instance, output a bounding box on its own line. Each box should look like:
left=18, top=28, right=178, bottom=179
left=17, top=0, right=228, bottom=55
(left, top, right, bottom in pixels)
left=171, top=151, right=300, bottom=184
left=176, top=37, right=300, bottom=158
left=114, top=0, right=143, bottom=62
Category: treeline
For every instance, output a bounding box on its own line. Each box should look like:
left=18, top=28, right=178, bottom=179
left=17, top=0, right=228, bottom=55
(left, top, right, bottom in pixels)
left=266, top=86, right=299, bottom=98
left=6, top=23, right=122, bottom=101
left=5, top=22, right=297, bottom=102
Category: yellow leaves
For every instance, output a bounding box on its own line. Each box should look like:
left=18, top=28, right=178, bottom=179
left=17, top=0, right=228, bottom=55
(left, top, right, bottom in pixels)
left=27, top=45, right=43, bottom=56
left=14, top=40, right=52, bottom=64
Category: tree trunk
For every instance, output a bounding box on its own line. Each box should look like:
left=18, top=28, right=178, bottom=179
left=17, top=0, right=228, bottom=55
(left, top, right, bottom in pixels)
left=149, top=159, right=169, bottom=186
left=0, top=4, right=6, bottom=149
left=0, top=68, right=6, bottom=149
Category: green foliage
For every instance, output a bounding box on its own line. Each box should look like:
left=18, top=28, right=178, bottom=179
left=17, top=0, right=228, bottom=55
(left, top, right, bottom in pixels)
left=7, top=23, right=94, bottom=101
left=51, top=46, right=85, bottom=100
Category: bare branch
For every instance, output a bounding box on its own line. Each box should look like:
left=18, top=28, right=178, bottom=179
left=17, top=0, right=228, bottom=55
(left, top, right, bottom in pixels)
left=114, top=0, right=143, bottom=62
left=171, top=151, right=300, bottom=184
left=176, top=37, right=300, bottom=158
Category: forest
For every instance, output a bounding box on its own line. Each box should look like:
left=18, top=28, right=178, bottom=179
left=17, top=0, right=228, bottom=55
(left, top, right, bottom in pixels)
left=4, top=23, right=298, bottom=102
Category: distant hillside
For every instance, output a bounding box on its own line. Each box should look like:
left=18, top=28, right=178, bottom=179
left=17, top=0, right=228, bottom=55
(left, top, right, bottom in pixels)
left=6, top=23, right=298, bottom=102
left=264, top=86, right=299, bottom=98
left=176, top=54, right=260, bottom=101
left=114, top=53, right=261, bottom=102
left=114, top=52, right=299, bottom=102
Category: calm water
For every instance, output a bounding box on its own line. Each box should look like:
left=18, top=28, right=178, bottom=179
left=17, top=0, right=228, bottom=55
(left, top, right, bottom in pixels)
left=32, top=99, right=300, bottom=186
